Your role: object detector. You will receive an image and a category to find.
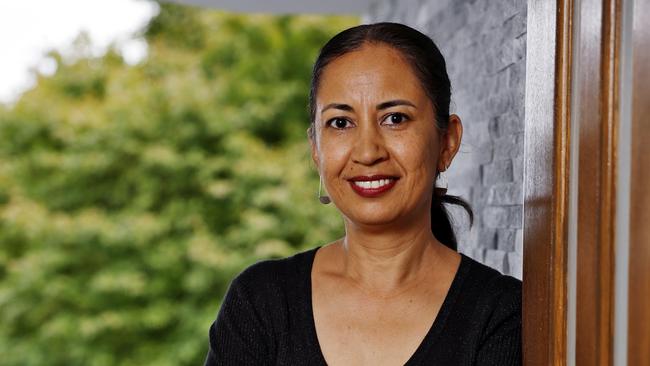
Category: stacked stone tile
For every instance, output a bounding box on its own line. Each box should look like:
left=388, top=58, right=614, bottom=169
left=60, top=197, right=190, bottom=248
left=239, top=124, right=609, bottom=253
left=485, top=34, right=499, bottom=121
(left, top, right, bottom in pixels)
left=366, top=0, right=527, bottom=279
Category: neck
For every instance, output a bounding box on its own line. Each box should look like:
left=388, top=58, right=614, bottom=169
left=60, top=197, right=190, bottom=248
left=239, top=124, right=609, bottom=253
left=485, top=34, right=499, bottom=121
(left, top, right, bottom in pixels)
left=339, top=213, right=446, bottom=295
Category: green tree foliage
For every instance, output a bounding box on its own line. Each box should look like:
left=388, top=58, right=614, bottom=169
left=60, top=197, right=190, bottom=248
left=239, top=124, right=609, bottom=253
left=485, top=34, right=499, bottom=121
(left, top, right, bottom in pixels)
left=0, top=4, right=355, bottom=365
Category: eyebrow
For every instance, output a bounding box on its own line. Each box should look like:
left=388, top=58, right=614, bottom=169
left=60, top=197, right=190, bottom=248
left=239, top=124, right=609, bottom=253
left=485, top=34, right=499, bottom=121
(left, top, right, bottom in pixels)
left=320, top=99, right=417, bottom=114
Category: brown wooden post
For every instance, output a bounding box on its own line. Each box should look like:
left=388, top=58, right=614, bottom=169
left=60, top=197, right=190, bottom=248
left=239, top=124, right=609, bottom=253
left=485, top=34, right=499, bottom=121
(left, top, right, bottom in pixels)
left=523, top=0, right=573, bottom=364
left=627, top=0, right=650, bottom=363
left=573, top=0, right=623, bottom=364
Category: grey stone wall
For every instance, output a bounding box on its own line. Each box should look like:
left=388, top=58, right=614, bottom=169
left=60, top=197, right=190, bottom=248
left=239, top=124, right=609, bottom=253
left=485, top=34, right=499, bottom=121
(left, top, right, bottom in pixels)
left=365, top=0, right=526, bottom=278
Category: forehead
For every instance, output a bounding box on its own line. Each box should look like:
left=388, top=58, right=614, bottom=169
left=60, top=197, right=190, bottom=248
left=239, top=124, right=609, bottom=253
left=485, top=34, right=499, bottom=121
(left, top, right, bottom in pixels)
left=317, top=43, right=427, bottom=105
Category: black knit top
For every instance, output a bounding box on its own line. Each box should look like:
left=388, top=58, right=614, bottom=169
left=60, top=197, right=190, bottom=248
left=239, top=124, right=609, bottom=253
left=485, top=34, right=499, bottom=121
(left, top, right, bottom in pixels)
left=204, top=247, right=521, bottom=365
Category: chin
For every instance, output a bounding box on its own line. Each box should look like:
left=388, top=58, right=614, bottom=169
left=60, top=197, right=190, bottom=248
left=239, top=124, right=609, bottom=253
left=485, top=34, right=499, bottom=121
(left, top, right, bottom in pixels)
left=337, top=203, right=406, bottom=228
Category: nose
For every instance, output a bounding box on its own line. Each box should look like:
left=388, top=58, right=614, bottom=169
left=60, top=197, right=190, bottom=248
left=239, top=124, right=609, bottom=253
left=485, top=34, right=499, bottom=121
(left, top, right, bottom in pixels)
left=351, top=122, right=388, bottom=166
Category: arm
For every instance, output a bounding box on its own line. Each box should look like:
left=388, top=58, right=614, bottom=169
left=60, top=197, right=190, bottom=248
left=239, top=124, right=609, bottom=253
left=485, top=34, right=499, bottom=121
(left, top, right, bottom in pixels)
left=475, top=276, right=522, bottom=366
left=204, top=275, right=273, bottom=366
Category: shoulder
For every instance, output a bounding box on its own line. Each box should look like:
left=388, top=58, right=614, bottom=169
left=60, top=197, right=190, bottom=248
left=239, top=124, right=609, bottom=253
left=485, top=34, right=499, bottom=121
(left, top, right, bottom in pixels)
left=229, top=246, right=318, bottom=297
left=459, top=254, right=521, bottom=334
left=461, top=254, right=521, bottom=300
left=211, top=247, right=318, bottom=336
left=452, top=256, right=522, bottom=363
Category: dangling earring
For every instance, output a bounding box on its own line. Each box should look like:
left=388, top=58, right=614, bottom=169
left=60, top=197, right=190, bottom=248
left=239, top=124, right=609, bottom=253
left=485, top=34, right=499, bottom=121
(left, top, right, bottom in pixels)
left=434, top=167, right=448, bottom=196
left=318, top=177, right=331, bottom=204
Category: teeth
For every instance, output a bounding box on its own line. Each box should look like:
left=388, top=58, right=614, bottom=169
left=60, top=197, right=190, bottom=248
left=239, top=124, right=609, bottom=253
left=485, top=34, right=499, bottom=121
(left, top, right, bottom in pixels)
left=353, top=178, right=394, bottom=189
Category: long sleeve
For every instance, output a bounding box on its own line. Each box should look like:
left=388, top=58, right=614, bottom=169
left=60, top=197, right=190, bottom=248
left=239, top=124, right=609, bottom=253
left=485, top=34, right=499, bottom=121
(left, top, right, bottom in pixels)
left=474, top=276, right=522, bottom=366
left=204, top=274, right=273, bottom=366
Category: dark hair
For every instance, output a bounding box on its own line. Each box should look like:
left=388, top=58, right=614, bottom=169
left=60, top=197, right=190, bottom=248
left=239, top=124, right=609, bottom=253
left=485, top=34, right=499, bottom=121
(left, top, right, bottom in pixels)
left=308, top=22, right=473, bottom=250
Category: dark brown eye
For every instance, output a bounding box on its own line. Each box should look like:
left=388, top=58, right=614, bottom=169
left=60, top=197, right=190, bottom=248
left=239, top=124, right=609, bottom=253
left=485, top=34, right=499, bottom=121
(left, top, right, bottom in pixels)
left=327, top=118, right=351, bottom=129
left=385, top=113, right=408, bottom=125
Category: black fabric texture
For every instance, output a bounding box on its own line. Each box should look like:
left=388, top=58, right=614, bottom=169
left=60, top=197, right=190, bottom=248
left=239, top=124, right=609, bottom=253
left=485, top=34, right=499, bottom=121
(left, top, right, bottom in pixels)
left=204, top=247, right=522, bottom=365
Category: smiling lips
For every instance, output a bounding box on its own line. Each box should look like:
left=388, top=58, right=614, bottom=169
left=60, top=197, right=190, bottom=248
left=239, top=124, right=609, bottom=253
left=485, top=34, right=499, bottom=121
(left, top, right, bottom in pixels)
left=348, top=175, right=399, bottom=197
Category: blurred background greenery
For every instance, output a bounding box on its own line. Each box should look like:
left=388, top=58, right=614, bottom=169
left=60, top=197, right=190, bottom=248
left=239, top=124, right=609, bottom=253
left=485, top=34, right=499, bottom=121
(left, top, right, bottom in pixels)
left=0, top=2, right=356, bottom=365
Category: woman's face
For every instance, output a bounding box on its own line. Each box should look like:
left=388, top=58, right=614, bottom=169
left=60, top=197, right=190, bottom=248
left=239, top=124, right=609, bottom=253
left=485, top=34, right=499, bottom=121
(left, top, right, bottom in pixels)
left=311, top=43, right=461, bottom=228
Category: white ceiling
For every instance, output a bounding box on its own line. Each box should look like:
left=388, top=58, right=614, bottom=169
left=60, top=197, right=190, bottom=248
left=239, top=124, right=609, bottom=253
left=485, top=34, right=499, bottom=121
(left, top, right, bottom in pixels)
left=167, top=0, right=376, bottom=14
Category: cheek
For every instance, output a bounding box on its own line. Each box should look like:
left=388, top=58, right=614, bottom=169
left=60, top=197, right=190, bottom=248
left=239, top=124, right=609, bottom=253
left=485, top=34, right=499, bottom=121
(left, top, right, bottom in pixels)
left=393, top=133, right=439, bottom=179
left=316, top=136, right=352, bottom=177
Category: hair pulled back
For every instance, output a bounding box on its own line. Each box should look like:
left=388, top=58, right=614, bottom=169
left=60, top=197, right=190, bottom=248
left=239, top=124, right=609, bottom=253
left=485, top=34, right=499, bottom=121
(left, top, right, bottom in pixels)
left=308, top=22, right=473, bottom=250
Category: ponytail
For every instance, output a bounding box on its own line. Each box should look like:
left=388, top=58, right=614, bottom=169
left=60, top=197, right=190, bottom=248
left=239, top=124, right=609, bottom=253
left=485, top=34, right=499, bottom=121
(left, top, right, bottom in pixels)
left=430, top=193, right=473, bottom=251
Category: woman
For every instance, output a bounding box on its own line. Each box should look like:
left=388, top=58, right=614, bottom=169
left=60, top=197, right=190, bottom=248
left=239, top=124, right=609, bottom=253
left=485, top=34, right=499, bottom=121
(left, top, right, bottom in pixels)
left=205, top=22, right=521, bottom=365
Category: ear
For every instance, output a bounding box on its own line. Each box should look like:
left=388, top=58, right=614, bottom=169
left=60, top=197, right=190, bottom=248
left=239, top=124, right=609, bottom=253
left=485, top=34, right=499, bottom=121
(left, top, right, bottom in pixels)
left=309, top=133, right=320, bottom=170
left=438, top=114, right=463, bottom=171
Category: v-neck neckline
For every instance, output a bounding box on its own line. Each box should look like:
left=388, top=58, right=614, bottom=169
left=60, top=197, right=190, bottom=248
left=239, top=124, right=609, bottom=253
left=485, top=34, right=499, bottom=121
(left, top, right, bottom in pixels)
left=302, top=246, right=471, bottom=365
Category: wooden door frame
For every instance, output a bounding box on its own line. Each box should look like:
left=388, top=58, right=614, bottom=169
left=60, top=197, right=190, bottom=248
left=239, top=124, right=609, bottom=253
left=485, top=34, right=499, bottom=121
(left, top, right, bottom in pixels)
left=523, top=0, right=621, bottom=363
left=523, top=0, right=573, bottom=364
left=523, top=0, right=643, bottom=364
left=574, top=0, right=622, bottom=363
left=627, top=0, right=650, bottom=363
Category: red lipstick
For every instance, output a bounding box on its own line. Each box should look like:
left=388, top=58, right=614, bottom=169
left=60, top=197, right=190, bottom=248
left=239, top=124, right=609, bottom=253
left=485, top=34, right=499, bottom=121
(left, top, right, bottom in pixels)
left=348, top=175, right=398, bottom=197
